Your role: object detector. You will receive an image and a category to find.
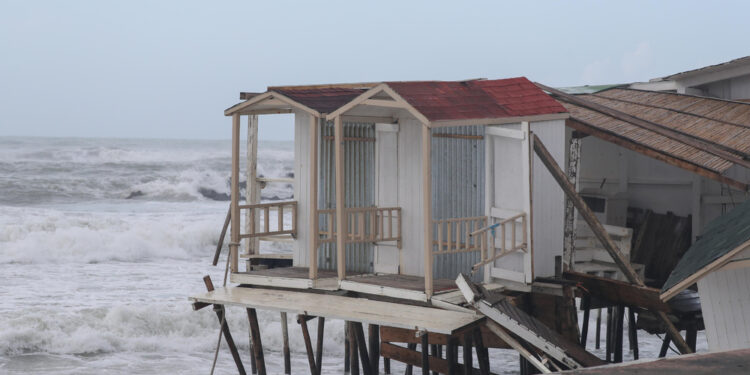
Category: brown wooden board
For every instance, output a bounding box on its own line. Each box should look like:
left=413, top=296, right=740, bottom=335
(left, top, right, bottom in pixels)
left=564, top=271, right=670, bottom=312
left=380, top=326, right=510, bottom=349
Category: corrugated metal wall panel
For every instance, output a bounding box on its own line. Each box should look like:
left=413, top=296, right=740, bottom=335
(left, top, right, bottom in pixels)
left=318, top=121, right=375, bottom=273
left=431, top=126, right=486, bottom=281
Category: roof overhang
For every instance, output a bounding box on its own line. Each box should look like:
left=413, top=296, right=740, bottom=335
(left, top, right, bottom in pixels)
left=325, top=83, right=430, bottom=125
left=224, top=91, right=321, bottom=117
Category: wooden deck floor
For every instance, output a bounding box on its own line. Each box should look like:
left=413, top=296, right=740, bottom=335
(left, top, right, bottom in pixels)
left=560, top=348, right=750, bottom=375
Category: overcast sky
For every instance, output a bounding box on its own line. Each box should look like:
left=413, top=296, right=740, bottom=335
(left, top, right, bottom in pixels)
left=1, top=1, right=749, bottom=140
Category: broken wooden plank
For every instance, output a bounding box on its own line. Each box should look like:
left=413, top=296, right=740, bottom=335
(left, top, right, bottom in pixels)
left=564, top=271, right=671, bottom=312
left=203, top=276, right=246, bottom=375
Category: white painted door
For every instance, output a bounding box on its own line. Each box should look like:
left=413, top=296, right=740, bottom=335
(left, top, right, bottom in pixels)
left=374, top=123, right=400, bottom=274
left=484, top=122, right=534, bottom=285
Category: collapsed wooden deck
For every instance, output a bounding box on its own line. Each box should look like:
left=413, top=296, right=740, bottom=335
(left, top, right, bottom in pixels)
left=190, top=285, right=481, bottom=335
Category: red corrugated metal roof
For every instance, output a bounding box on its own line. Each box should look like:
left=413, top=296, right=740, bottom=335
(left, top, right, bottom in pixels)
left=273, top=87, right=367, bottom=114
left=386, top=77, right=567, bottom=122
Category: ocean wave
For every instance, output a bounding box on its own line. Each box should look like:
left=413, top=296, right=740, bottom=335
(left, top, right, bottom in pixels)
left=0, top=207, right=220, bottom=264
left=0, top=304, right=346, bottom=357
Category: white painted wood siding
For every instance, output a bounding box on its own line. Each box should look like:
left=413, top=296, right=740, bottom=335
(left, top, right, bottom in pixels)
left=397, top=119, right=425, bottom=276
left=375, top=124, right=400, bottom=273
left=293, top=111, right=311, bottom=267
left=530, top=120, right=566, bottom=278
left=697, top=248, right=750, bottom=352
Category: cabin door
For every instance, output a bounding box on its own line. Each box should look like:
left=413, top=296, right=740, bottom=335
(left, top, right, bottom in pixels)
left=374, top=123, right=400, bottom=273
left=485, top=122, right=534, bottom=285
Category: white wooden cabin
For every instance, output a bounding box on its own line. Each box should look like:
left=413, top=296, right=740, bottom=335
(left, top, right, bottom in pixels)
left=221, top=78, right=571, bottom=299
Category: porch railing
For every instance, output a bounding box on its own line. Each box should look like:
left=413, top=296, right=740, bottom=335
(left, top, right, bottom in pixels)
left=470, top=212, right=528, bottom=272
left=432, top=216, right=488, bottom=256
left=318, top=206, right=402, bottom=247
left=239, top=201, right=298, bottom=239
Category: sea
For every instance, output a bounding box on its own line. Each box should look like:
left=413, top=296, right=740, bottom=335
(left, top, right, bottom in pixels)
left=0, top=136, right=706, bottom=374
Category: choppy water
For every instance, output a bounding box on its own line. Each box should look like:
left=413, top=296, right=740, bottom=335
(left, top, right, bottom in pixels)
left=0, top=136, right=705, bottom=374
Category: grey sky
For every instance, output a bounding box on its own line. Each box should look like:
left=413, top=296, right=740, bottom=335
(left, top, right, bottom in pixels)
left=1, top=1, right=748, bottom=140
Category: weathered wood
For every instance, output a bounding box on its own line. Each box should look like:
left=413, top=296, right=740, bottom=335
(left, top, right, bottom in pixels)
left=368, top=324, right=380, bottom=373
left=484, top=321, right=550, bottom=374
left=309, top=116, right=319, bottom=280
left=231, top=114, right=241, bottom=273
left=563, top=128, right=580, bottom=272
left=532, top=134, right=692, bottom=355
left=381, top=342, right=479, bottom=375
left=595, top=308, right=602, bottom=350
left=423, top=123, right=434, bottom=298
left=246, top=115, right=260, bottom=256
left=316, top=317, right=325, bottom=375
left=565, top=271, right=669, bottom=312
left=299, top=315, right=317, bottom=374
left=628, top=308, right=639, bottom=360
left=431, top=344, right=441, bottom=375
left=213, top=205, right=231, bottom=266
left=350, top=322, right=360, bottom=375
left=580, top=295, right=591, bottom=347
left=463, top=331, right=473, bottom=375
left=473, top=327, right=490, bottom=375
left=281, top=312, right=290, bottom=375
left=345, top=324, right=351, bottom=372
left=659, top=335, right=671, bottom=358
left=247, top=308, right=267, bottom=375
left=353, top=323, right=372, bottom=374
left=447, top=337, right=457, bottom=375
left=334, top=116, right=346, bottom=280
left=614, top=306, right=624, bottom=363
left=384, top=357, right=390, bottom=374
left=422, top=333, right=430, bottom=375
left=405, top=343, right=416, bottom=375
left=203, top=276, right=246, bottom=375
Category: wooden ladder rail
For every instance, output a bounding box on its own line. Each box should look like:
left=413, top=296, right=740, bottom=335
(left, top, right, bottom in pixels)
left=212, top=204, right=232, bottom=266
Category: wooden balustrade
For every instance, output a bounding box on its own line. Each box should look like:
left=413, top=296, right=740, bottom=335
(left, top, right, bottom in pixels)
left=318, top=207, right=401, bottom=248
left=239, top=201, right=298, bottom=239
left=471, top=212, right=528, bottom=272
left=432, top=216, right=488, bottom=255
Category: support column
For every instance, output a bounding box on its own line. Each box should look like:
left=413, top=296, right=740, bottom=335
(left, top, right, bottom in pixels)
left=309, top=116, right=319, bottom=279
left=245, top=115, right=260, bottom=257
left=563, top=134, right=582, bottom=271
left=334, top=116, right=346, bottom=280
left=230, top=113, right=241, bottom=273
left=422, top=123, right=433, bottom=298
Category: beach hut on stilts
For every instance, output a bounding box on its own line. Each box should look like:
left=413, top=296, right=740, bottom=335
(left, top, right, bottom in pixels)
left=190, top=77, right=692, bottom=374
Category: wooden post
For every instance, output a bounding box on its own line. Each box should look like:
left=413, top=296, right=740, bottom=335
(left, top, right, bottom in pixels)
left=446, top=337, right=457, bottom=375
left=246, top=115, right=260, bottom=257
left=431, top=344, right=441, bottom=375
left=349, top=322, right=360, bottom=375
left=580, top=295, right=591, bottom=347
left=563, top=134, right=582, bottom=271
left=421, top=333, right=430, bottom=375
left=531, top=134, right=693, bottom=355
left=595, top=308, right=602, bottom=349
left=462, top=331, right=472, bottom=375
left=368, top=324, right=379, bottom=373
left=628, top=308, right=639, bottom=360
left=310, top=116, right=319, bottom=280
left=316, top=317, right=325, bottom=375
left=352, top=322, right=373, bottom=375
left=422, top=123, right=434, bottom=298
left=281, top=312, right=290, bottom=375
left=345, top=324, right=351, bottom=373
left=335, top=116, right=346, bottom=280
left=473, top=327, right=490, bottom=375
left=247, top=308, right=267, bottom=375
left=659, top=335, right=671, bottom=358
left=299, top=315, right=317, bottom=374
left=203, top=276, right=246, bottom=375
left=230, top=114, right=241, bottom=273
left=614, top=306, right=624, bottom=363
left=405, top=343, right=417, bottom=375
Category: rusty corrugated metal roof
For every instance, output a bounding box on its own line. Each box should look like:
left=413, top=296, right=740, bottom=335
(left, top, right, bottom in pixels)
left=387, top=77, right=568, bottom=122
left=273, top=87, right=367, bottom=114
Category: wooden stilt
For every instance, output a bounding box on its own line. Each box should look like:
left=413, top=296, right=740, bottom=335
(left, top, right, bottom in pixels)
left=345, top=324, right=351, bottom=373
left=350, top=322, right=360, bottom=375
left=298, top=315, right=317, bottom=374
left=316, top=317, right=325, bottom=375
left=421, top=333, right=430, bottom=375
left=686, top=323, right=697, bottom=352
left=473, top=327, right=490, bottom=375
left=368, top=324, right=379, bottom=373
left=462, top=331, right=473, bottom=375
left=247, top=308, right=267, bottom=375
left=430, top=344, right=440, bottom=375
left=405, top=343, right=416, bottom=375
left=605, top=307, right=613, bottom=362
left=384, top=357, right=391, bottom=374
left=446, top=337, right=457, bottom=375
left=203, top=276, right=247, bottom=375
left=595, top=308, right=602, bottom=349
left=248, top=327, right=258, bottom=375
left=628, top=308, right=638, bottom=360
left=659, top=335, right=671, bottom=358
left=580, top=295, right=591, bottom=348
left=281, top=312, right=290, bottom=375
left=614, top=306, right=624, bottom=363
left=352, top=322, right=373, bottom=375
